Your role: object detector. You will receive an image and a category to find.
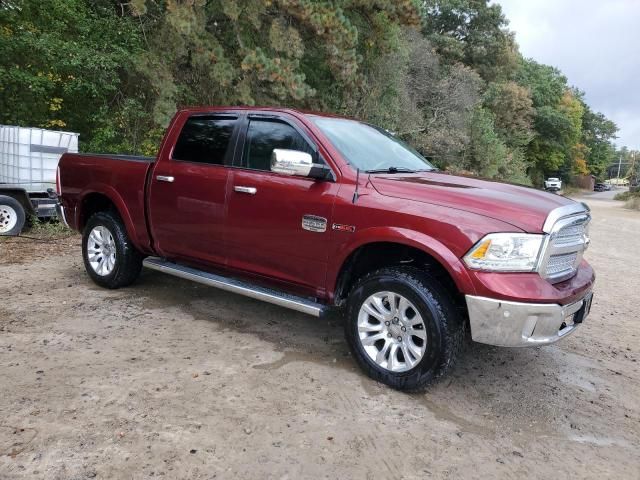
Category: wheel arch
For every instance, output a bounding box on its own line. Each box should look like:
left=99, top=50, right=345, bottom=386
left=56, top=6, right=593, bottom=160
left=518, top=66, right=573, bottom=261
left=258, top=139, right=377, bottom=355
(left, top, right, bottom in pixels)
left=330, top=227, right=476, bottom=306
left=76, top=187, right=137, bottom=243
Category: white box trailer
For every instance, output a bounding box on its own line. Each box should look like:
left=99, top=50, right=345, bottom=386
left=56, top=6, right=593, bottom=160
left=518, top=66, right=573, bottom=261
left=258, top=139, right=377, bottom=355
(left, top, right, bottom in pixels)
left=0, top=125, right=79, bottom=235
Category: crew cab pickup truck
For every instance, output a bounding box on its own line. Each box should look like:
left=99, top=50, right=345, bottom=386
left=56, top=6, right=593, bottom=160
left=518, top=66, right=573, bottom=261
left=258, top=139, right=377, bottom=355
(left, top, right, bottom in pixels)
left=56, top=107, right=595, bottom=391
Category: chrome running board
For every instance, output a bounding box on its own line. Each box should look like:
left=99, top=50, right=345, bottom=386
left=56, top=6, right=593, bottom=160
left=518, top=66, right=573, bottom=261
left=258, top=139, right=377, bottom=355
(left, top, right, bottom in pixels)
left=143, top=257, right=327, bottom=317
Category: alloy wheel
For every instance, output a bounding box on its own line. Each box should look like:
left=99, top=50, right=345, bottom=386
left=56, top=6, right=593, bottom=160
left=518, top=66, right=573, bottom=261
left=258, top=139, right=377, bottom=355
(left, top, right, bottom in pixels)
left=87, top=226, right=117, bottom=276
left=357, top=291, right=427, bottom=372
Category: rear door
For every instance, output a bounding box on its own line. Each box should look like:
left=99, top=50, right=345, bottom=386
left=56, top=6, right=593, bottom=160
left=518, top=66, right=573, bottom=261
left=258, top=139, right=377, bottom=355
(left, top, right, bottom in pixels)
left=225, top=114, right=339, bottom=297
left=147, top=113, right=240, bottom=267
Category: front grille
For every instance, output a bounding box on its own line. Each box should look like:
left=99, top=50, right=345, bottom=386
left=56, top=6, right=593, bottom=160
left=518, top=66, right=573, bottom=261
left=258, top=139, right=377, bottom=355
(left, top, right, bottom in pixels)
left=540, top=212, right=590, bottom=283
left=545, top=252, right=578, bottom=278
left=551, top=218, right=588, bottom=247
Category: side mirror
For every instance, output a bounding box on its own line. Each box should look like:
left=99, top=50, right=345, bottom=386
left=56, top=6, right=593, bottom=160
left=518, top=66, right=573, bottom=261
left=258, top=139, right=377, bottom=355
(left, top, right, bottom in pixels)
left=270, top=149, right=333, bottom=181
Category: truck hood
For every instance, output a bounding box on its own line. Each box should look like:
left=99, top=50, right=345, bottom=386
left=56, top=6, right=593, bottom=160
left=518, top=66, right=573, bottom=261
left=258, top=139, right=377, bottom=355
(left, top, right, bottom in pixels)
left=370, top=171, right=576, bottom=233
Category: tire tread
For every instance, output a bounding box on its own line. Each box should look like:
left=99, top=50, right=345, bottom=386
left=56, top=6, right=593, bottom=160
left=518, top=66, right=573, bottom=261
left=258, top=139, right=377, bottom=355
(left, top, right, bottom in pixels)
left=82, top=210, right=143, bottom=289
left=345, top=266, right=464, bottom=392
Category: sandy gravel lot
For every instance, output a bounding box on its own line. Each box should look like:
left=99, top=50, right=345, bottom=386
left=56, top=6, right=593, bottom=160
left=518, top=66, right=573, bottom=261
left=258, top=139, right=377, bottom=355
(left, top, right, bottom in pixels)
left=1, top=194, right=639, bottom=479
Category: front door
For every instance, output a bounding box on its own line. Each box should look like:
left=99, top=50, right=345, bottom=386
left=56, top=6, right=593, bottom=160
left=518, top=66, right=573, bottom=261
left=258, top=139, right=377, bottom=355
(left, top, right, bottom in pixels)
left=225, top=115, right=339, bottom=297
left=147, top=113, right=239, bottom=267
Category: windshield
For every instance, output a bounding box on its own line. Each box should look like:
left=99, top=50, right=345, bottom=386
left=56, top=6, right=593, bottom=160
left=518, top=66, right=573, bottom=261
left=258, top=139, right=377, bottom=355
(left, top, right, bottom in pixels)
left=311, top=116, right=435, bottom=173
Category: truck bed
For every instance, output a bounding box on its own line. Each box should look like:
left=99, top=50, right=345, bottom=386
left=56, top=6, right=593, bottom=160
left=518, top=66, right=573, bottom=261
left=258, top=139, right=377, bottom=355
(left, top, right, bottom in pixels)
left=76, top=153, right=155, bottom=163
left=57, top=152, right=156, bottom=253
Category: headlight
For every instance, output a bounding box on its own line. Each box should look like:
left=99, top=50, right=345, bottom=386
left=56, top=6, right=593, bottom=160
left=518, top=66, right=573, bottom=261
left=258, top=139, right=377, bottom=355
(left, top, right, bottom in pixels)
left=463, top=233, right=545, bottom=272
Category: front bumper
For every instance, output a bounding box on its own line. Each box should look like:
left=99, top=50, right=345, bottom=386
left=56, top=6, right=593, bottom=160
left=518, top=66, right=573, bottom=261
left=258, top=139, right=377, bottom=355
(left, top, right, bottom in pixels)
left=466, top=291, right=593, bottom=347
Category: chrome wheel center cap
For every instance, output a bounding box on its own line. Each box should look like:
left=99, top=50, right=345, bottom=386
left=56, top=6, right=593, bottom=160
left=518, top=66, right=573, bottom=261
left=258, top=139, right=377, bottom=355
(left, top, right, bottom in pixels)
left=388, top=322, right=403, bottom=338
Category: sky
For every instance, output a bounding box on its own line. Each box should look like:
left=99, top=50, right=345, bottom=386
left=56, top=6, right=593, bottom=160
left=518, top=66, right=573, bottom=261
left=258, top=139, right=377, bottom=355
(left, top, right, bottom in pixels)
left=495, top=0, right=640, bottom=150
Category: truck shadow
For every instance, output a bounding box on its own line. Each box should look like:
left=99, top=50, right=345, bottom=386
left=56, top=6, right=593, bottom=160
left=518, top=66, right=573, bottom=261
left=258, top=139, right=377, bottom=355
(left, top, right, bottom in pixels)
left=131, top=270, right=573, bottom=400
left=100, top=268, right=602, bottom=438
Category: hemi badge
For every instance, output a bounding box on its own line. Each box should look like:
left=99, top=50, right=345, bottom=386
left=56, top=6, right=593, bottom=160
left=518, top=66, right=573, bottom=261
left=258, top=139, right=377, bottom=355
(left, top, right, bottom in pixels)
left=332, top=223, right=356, bottom=233
left=302, top=215, right=327, bottom=233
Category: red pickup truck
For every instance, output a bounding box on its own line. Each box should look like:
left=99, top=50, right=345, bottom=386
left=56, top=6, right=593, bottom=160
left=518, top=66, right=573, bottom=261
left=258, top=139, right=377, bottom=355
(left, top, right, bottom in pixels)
left=56, top=107, right=594, bottom=391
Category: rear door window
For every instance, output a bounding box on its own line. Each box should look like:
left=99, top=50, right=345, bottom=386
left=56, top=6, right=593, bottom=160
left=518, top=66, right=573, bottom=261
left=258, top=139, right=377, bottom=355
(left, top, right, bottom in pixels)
left=173, top=116, right=238, bottom=165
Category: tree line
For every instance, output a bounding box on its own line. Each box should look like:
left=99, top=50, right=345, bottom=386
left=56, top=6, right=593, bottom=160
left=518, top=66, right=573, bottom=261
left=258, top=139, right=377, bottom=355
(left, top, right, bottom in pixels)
left=0, top=0, right=630, bottom=186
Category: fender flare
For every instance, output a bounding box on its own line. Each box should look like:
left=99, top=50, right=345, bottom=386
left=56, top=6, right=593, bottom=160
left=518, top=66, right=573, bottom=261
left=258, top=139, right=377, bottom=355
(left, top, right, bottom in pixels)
left=76, top=183, right=139, bottom=246
left=328, top=226, right=476, bottom=298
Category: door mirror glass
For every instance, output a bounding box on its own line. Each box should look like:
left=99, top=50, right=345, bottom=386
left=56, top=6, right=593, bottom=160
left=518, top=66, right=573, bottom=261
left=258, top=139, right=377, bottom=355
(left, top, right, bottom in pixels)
left=270, top=149, right=332, bottom=180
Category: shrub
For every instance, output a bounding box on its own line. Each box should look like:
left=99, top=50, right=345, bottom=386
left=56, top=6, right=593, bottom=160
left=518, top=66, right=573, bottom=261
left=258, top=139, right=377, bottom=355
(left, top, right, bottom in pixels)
left=625, top=197, right=640, bottom=211
left=614, top=191, right=640, bottom=201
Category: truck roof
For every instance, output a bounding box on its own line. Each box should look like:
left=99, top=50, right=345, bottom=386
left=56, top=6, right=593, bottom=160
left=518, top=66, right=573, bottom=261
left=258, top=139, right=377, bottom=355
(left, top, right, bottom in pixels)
left=177, top=106, right=351, bottom=121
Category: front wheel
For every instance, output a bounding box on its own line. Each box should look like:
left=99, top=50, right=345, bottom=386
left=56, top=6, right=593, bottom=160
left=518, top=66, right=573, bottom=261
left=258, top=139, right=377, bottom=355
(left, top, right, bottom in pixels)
left=345, top=267, right=464, bottom=392
left=82, top=210, right=143, bottom=289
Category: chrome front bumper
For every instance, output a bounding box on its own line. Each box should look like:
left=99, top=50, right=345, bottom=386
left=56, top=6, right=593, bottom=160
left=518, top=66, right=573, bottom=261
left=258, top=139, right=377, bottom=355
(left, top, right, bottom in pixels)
left=466, top=292, right=593, bottom=347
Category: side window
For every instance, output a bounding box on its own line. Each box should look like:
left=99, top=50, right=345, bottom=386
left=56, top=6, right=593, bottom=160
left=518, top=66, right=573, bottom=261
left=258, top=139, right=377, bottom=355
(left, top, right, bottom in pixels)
left=173, top=116, right=237, bottom=165
left=243, top=119, right=315, bottom=171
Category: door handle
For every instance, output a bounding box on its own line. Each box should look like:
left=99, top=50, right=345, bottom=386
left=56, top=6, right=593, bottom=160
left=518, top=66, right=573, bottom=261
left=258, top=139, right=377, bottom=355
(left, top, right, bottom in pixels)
left=156, top=175, right=175, bottom=183
left=234, top=186, right=257, bottom=195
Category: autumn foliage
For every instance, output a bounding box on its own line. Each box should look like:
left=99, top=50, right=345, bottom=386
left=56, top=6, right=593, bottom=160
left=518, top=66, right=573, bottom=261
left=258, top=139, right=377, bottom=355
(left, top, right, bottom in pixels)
left=0, top=0, right=621, bottom=185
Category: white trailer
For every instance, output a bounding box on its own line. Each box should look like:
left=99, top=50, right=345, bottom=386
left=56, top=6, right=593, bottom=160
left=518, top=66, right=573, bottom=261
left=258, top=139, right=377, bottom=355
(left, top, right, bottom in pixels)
left=0, top=125, right=79, bottom=235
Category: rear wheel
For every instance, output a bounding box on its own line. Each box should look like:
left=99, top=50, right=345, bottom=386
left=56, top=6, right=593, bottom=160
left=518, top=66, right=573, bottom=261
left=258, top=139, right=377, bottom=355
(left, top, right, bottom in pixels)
left=0, top=195, right=26, bottom=236
left=82, top=211, right=143, bottom=289
left=345, top=266, right=464, bottom=392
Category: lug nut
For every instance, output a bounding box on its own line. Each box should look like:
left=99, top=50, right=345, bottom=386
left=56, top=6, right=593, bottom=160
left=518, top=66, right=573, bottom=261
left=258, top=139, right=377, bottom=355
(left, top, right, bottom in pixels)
left=385, top=321, right=390, bottom=326
left=401, top=326, right=406, bottom=332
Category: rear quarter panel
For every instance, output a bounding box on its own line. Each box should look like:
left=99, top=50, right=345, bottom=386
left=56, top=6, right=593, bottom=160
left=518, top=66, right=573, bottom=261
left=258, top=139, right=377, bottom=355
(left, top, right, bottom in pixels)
left=58, top=153, right=154, bottom=253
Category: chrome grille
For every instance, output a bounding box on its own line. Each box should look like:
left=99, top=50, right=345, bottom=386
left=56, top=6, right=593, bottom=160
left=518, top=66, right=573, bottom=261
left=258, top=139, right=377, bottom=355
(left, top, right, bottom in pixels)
left=540, top=208, right=590, bottom=283
left=545, top=252, right=578, bottom=277
left=551, top=218, right=588, bottom=247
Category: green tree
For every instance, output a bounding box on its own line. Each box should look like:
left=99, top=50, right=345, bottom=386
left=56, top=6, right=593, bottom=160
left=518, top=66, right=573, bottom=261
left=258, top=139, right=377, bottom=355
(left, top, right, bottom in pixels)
left=398, top=29, right=482, bottom=167
left=0, top=0, right=622, bottom=187
left=464, top=106, right=530, bottom=184
left=483, top=81, right=534, bottom=148
left=129, top=0, right=420, bottom=131
left=421, top=0, right=517, bottom=82
left=581, top=104, right=618, bottom=179
left=515, top=59, right=582, bottom=183
left=0, top=0, right=140, bottom=145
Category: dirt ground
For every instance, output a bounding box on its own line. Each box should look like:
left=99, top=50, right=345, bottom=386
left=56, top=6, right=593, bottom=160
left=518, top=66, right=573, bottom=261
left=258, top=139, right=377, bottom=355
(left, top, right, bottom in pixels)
left=1, top=194, right=639, bottom=479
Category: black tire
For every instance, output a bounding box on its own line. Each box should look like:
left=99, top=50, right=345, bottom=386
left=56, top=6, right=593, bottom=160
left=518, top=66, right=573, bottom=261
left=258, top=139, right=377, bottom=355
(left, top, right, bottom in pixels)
left=0, top=195, right=26, bottom=236
left=82, top=210, right=143, bottom=289
left=345, top=266, right=464, bottom=392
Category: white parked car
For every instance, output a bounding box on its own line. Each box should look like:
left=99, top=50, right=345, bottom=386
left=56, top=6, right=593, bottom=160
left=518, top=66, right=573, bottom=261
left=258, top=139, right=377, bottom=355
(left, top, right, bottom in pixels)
left=544, top=177, right=562, bottom=192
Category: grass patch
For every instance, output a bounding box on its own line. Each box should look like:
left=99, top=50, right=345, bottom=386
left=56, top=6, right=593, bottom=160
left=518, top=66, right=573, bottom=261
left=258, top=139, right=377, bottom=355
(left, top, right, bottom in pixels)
left=560, top=186, right=584, bottom=197
left=614, top=191, right=640, bottom=201
left=25, top=216, right=72, bottom=239
left=625, top=197, right=640, bottom=211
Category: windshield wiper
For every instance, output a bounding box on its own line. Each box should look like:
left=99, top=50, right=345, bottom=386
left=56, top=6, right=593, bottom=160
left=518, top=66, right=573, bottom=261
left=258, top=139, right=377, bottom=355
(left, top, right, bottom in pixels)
left=365, top=166, right=417, bottom=174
